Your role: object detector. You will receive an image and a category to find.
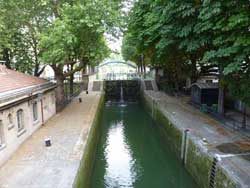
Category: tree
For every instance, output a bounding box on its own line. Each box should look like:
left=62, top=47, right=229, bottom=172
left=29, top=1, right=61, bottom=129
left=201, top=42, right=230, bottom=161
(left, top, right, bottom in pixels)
left=122, top=0, right=201, bottom=91
left=39, top=0, right=123, bottom=108
left=123, top=0, right=250, bottom=121
left=198, top=1, right=250, bottom=116
left=0, top=0, right=51, bottom=75
left=0, top=0, right=124, bottom=108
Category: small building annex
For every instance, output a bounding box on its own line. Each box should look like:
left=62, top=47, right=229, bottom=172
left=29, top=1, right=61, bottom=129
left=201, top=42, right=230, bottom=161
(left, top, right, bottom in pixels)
left=0, top=65, right=56, bottom=167
left=191, top=82, right=219, bottom=106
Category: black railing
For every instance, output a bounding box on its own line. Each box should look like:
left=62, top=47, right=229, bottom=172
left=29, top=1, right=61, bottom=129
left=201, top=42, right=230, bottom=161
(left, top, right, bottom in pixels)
left=56, top=81, right=85, bottom=112
left=190, top=102, right=250, bottom=138
left=64, top=81, right=84, bottom=101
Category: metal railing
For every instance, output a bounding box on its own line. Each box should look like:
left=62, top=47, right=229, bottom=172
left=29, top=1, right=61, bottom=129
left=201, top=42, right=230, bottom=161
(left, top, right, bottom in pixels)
left=64, top=81, right=84, bottom=99
left=193, top=102, right=250, bottom=138
left=98, top=73, right=140, bottom=80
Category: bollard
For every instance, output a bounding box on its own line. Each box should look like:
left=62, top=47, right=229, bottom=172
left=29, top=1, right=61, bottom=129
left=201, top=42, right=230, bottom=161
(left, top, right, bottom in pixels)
left=79, top=98, right=82, bottom=103
left=45, top=138, right=51, bottom=147
left=181, top=129, right=190, bottom=165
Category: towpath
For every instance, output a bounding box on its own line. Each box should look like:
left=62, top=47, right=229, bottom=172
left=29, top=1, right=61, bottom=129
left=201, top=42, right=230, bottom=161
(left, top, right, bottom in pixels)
left=0, top=92, right=101, bottom=188
left=145, top=90, right=250, bottom=188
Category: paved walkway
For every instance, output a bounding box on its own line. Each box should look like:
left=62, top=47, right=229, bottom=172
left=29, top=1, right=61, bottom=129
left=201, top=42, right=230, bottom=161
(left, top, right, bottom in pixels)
left=145, top=91, right=250, bottom=188
left=0, top=92, right=101, bottom=188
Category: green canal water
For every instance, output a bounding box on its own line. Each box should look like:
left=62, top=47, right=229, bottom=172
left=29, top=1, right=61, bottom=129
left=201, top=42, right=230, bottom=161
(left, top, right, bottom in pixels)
left=90, top=103, right=198, bottom=188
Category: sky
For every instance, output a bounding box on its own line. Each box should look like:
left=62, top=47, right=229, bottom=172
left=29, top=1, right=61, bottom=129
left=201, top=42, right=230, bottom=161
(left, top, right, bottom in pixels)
left=106, top=34, right=123, bottom=54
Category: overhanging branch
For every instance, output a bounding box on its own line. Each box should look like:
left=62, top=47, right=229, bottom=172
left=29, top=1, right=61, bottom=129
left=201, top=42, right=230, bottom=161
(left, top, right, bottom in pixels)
left=63, top=64, right=84, bottom=77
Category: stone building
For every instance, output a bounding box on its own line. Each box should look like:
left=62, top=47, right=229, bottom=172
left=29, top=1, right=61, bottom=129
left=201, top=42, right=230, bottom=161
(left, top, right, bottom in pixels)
left=0, top=65, right=56, bottom=167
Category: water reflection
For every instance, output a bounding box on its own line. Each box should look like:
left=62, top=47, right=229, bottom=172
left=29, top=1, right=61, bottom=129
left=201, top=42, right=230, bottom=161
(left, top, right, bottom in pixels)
left=90, top=104, right=198, bottom=188
left=104, top=120, right=138, bottom=187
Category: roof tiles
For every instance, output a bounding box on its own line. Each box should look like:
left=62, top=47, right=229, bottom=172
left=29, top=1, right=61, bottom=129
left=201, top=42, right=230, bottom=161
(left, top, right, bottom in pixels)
left=0, top=65, right=48, bottom=93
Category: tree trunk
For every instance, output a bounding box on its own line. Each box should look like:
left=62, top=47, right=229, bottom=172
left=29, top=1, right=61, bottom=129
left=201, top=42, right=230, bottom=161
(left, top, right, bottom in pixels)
left=140, top=64, right=143, bottom=76
left=174, top=79, right=179, bottom=93
left=190, top=55, right=197, bottom=82
left=81, top=64, right=88, bottom=90
left=69, top=73, right=74, bottom=96
left=218, top=86, right=225, bottom=115
left=242, top=105, right=247, bottom=129
left=155, top=68, right=159, bottom=84
left=34, top=63, right=40, bottom=76
left=174, top=61, right=179, bottom=92
left=92, top=66, right=95, bottom=74
left=55, top=73, right=65, bottom=111
left=218, top=66, right=225, bottom=115
left=33, top=38, right=41, bottom=77
left=137, top=65, right=140, bottom=75
left=3, top=48, right=11, bottom=69
left=81, top=64, right=86, bottom=78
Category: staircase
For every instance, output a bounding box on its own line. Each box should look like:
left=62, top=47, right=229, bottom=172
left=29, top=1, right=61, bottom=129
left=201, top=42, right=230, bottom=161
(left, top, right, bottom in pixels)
left=141, top=80, right=158, bottom=91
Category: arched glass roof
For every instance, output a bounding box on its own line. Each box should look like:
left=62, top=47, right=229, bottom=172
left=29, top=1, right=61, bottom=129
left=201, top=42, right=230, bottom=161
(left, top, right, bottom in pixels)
left=98, top=60, right=137, bottom=69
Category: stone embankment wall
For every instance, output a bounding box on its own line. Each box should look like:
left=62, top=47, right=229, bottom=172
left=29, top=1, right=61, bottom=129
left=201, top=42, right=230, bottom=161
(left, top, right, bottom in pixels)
left=141, top=92, right=237, bottom=188
left=73, top=94, right=104, bottom=188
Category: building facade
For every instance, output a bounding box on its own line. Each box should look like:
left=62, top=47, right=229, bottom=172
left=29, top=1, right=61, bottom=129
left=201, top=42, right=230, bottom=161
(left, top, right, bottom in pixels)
left=0, top=65, right=56, bottom=167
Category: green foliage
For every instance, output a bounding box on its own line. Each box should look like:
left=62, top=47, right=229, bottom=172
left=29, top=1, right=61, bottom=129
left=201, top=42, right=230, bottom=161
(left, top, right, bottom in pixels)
left=0, top=0, right=124, bottom=75
left=0, top=0, right=52, bottom=74
left=39, top=0, right=123, bottom=71
left=123, top=0, right=250, bottom=104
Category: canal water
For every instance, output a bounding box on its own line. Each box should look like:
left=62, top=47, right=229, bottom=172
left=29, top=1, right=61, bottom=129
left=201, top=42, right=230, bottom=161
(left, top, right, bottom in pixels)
left=90, top=104, right=198, bottom=188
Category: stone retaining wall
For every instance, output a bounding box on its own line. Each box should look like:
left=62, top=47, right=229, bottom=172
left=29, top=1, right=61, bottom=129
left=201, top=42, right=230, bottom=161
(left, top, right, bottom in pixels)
left=104, top=80, right=140, bottom=101
left=73, top=94, right=105, bottom=188
left=141, top=92, right=238, bottom=188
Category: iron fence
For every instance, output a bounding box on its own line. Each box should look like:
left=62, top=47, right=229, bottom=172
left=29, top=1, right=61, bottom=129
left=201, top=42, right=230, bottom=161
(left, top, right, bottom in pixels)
left=191, top=102, right=250, bottom=138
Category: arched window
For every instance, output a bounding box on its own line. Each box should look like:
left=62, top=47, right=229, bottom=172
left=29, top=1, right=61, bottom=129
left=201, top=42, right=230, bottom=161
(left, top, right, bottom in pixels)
left=17, top=109, right=24, bottom=131
left=0, top=120, right=5, bottom=146
left=33, top=102, right=38, bottom=121
left=8, top=113, right=13, bottom=125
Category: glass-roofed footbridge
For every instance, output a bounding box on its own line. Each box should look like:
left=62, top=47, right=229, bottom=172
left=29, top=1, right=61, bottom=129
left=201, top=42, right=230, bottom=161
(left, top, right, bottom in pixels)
left=95, top=60, right=141, bottom=80
left=87, top=59, right=158, bottom=93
